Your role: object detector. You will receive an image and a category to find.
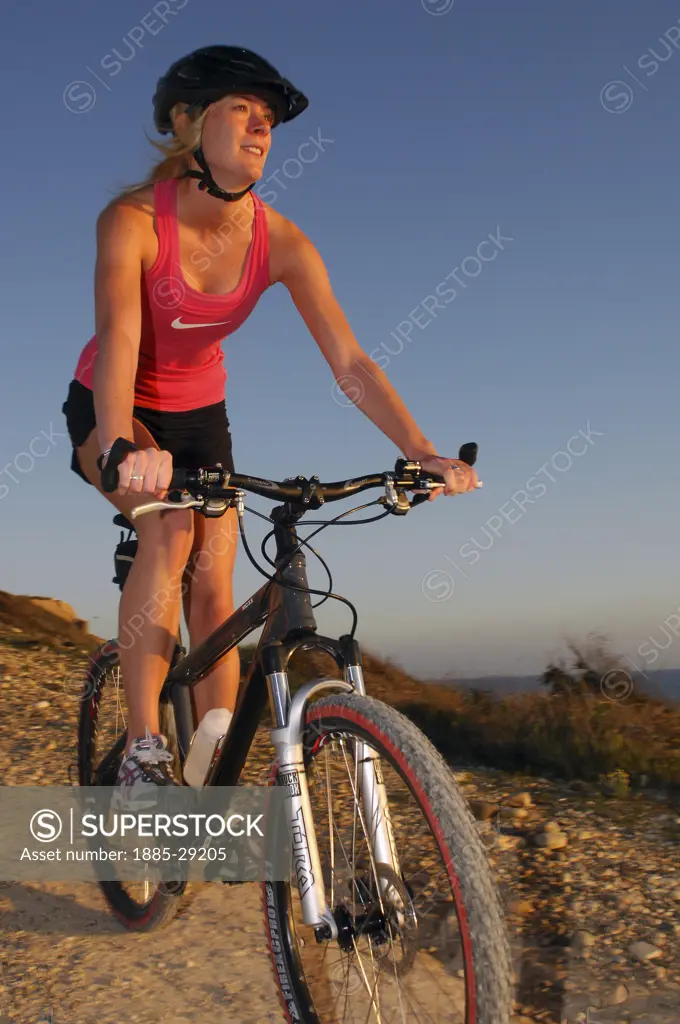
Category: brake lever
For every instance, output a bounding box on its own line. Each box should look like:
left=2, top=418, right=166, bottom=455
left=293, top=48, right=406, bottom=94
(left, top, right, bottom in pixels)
left=404, top=438, right=483, bottom=509
left=381, top=476, right=411, bottom=515
left=414, top=440, right=483, bottom=496
left=130, top=496, right=204, bottom=519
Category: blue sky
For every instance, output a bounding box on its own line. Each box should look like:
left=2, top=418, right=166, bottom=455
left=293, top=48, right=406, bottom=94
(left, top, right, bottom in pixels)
left=2, top=0, right=680, bottom=678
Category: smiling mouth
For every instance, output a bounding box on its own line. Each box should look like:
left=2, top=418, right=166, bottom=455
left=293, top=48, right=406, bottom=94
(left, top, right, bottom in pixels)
left=241, top=145, right=264, bottom=156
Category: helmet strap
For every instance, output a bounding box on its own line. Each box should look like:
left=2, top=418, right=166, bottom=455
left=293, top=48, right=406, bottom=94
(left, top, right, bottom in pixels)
left=182, top=146, right=254, bottom=203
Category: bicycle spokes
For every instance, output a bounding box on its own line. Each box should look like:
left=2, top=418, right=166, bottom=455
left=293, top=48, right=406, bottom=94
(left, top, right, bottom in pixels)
left=92, top=663, right=128, bottom=785
left=289, top=732, right=469, bottom=1023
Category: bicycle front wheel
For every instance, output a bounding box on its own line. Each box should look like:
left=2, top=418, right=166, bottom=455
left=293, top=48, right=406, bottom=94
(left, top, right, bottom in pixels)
left=262, top=692, right=513, bottom=1024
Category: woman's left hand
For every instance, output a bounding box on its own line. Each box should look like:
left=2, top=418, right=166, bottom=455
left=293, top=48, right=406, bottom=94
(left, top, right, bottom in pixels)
left=415, top=454, right=479, bottom=500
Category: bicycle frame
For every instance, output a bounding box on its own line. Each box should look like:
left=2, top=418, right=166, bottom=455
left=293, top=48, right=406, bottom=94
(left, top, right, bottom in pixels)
left=153, top=497, right=401, bottom=937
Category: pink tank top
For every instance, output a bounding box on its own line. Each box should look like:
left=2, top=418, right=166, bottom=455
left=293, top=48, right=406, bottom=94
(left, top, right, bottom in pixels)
left=73, top=178, right=271, bottom=411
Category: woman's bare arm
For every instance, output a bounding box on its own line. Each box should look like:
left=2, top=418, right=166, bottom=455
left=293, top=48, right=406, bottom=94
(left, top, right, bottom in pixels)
left=271, top=217, right=477, bottom=496
left=92, top=200, right=146, bottom=456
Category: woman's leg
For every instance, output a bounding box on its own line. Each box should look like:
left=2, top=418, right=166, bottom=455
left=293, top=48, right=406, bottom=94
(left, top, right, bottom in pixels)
left=75, top=422, right=194, bottom=752
left=182, top=505, right=241, bottom=723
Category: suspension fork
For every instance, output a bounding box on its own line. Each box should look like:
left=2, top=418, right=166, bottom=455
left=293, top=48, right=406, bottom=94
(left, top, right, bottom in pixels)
left=265, top=653, right=403, bottom=937
left=262, top=507, right=402, bottom=928
left=345, top=663, right=402, bottom=889
left=264, top=652, right=351, bottom=938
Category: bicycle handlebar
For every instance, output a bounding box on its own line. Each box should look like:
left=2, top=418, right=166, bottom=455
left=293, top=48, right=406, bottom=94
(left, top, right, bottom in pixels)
left=168, top=467, right=388, bottom=503
left=100, top=437, right=480, bottom=516
left=168, top=440, right=477, bottom=504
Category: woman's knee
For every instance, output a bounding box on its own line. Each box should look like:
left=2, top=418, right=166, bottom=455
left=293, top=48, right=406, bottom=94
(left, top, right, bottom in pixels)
left=185, top=578, right=234, bottom=625
left=136, top=511, right=195, bottom=570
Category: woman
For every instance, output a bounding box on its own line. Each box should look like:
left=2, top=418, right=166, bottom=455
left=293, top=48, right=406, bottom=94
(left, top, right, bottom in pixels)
left=62, top=46, right=478, bottom=792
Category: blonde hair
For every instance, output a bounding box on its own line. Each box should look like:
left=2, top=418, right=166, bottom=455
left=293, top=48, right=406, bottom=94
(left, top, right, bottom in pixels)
left=117, top=103, right=210, bottom=196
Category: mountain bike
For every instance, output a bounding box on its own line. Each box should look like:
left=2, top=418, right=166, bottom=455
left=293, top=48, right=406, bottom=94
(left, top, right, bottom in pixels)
left=76, top=446, right=514, bottom=1023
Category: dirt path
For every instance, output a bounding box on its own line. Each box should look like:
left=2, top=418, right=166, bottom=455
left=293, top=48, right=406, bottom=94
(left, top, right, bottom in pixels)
left=0, top=879, right=282, bottom=1024
left=1, top=636, right=679, bottom=1023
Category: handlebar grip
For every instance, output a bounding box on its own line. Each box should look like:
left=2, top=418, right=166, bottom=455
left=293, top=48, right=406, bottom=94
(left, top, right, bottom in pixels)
left=100, top=438, right=139, bottom=493
left=458, top=442, right=478, bottom=467
left=169, top=468, right=189, bottom=491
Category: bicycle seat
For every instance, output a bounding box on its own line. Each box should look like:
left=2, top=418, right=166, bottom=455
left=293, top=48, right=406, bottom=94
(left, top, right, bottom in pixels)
left=113, top=513, right=135, bottom=532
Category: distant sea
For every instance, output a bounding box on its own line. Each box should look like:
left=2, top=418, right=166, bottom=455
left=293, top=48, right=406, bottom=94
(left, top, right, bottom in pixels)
left=432, top=669, right=680, bottom=703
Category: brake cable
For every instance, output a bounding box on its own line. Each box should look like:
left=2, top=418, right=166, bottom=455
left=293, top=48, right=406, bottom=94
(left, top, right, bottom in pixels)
left=236, top=496, right=395, bottom=637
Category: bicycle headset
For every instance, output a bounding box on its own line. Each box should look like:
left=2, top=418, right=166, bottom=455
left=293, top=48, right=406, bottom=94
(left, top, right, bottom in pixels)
left=152, top=45, right=309, bottom=204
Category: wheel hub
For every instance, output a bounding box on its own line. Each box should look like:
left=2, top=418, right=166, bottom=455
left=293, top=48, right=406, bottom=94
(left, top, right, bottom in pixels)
left=329, top=901, right=390, bottom=953
left=314, top=864, right=419, bottom=977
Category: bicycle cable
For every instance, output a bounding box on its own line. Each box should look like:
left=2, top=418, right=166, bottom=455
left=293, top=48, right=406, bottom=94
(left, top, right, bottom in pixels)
left=276, top=503, right=394, bottom=611
left=258, top=521, right=333, bottom=609
left=260, top=528, right=342, bottom=611
left=237, top=497, right=391, bottom=636
left=238, top=509, right=360, bottom=633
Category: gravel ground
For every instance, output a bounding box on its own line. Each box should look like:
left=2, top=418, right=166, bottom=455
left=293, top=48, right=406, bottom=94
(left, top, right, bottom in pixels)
left=0, top=632, right=678, bottom=1024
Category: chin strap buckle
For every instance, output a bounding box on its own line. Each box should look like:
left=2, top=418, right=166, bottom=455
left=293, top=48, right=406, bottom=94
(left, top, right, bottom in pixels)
left=182, top=147, right=255, bottom=203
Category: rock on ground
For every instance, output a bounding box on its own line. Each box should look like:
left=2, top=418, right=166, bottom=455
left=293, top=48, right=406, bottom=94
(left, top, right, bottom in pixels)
left=1, top=635, right=679, bottom=1023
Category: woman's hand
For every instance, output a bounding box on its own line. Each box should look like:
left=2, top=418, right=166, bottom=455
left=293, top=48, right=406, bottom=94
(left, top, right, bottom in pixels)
left=414, top=453, right=479, bottom=500
left=102, top=447, right=174, bottom=499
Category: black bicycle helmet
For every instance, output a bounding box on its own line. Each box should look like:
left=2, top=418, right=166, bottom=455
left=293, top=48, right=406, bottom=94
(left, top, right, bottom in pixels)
left=152, top=46, right=308, bottom=203
left=153, top=45, right=309, bottom=135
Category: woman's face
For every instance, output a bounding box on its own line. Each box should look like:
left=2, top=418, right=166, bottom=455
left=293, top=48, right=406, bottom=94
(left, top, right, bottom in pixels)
left=199, top=93, right=275, bottom=185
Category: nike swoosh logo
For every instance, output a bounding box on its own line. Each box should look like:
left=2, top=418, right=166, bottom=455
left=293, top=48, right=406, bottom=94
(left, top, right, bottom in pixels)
left=170, top=317, right=232, bottom=330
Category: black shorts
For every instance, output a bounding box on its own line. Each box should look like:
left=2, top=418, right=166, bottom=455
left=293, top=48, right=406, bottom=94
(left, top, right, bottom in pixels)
left=62, top=379, right=236, bottom=484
